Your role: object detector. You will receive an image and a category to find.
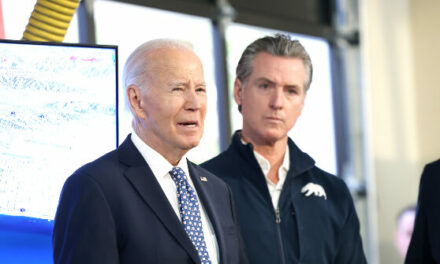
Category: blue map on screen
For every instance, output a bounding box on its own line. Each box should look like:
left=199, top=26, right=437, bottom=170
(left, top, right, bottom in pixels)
left=0, top=42, right=118, bottom=220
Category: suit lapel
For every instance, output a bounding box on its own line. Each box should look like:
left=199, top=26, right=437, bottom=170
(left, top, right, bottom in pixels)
left=188, top=161, right=226, bottom=264
left=118, top=136, right=200, bottom=264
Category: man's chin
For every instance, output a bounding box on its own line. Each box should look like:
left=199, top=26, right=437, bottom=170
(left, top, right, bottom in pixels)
left=262, top=130, right=287, bottom=144
left=177, top=137, right=202, bottom=150
left=184, top=142, right=199, bottom=150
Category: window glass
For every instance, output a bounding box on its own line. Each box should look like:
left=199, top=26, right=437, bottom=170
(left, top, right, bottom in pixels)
left=94, top=0, right=220, bottom=163
left=226, top=23, right=337, bottom=174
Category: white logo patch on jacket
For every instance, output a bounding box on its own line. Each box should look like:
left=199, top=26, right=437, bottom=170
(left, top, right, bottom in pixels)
left=301, top=183, right=327, bottom=200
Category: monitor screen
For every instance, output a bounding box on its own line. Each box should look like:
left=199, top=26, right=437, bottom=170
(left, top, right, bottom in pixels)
left=0, top=40, right=118, bottom=221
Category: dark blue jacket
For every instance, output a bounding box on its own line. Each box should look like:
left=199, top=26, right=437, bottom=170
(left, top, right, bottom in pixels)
left=53, top=135, right=248, bottom=264
left=405, top=159, right=440, bottom=263
left=202, top=131, right=366, bottom=264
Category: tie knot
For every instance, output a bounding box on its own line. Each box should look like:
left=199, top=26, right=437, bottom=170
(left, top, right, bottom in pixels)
left=169, top=166, right=186, bottom=182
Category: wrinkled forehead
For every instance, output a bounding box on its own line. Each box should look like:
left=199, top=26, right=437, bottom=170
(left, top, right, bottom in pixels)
left=248, top=53, right=306, bottom=84
left=142, top=48, right=205, bottom=85
left=150, top=47, right=201, bottom=68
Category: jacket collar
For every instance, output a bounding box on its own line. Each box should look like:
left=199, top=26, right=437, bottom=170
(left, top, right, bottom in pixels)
left=230, top=130, right=315, bottom=177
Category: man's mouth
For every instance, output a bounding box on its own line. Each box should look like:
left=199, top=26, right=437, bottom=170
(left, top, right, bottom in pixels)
left=267, top=116, right=282, bottom=121
left=178, top=121, right=198, bottom=128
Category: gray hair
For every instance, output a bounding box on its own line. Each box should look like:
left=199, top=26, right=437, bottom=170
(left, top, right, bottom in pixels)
left=236, top=34, right=313, bottom=91
left=122, top=39, right=194, bottom=119
left=123, top=38, right=194, bottom=90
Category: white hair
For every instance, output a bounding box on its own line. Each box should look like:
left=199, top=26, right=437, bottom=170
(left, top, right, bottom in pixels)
left=122, top=39, right=194, bottom=90
left=122, top=39, right=195, bottom=120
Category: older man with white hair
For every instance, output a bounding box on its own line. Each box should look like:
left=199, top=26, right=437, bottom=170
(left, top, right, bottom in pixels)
left=53, top=39, right=248, bottom=264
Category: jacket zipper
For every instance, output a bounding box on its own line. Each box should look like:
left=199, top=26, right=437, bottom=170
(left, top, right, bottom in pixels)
left=275, top=208, right=286, bottom=264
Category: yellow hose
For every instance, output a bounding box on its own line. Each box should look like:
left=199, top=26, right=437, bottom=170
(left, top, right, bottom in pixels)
left=22, top=0, right=80, bottom=42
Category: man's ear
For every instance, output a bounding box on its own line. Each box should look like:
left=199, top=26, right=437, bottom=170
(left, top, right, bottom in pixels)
left=127, top=85, right=147, bottom=119
left=233, top=78, right=243, bottom=106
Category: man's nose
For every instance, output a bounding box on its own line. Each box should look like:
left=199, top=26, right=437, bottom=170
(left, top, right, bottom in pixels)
left=270, top=87, right=284, bottom=110
left=184, top=89, right=202, bottom=111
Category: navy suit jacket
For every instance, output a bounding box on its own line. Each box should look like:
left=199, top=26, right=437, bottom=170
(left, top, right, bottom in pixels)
left=53, top=135, right=247, bottom=264
left=405, top=159, right=440, bottom=263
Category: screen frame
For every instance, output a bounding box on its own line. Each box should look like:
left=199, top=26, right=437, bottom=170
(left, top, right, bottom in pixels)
left=0, top=39, right=119, bottom=221
left=0, top=38, right=119, bottom=149
left=0, top=39, right=119, bottom=263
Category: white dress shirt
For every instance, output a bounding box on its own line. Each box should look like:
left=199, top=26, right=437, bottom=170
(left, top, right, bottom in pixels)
left=131, top=132, right=219, bottom=264
left=242, top=138, right=290, bottom=210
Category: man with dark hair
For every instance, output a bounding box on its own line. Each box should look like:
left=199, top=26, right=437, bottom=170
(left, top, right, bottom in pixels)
left=405, top=159, right=440, bottom=263
left=202, top=34, right=366, bottom=264
left=53, top=39, right=248, bottom=264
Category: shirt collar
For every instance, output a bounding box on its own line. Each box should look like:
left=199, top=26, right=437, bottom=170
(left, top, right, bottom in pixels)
left=131, top=132, right=189, bottom=178
left=281, top=145, right=290, bottom=173
left=240, top=137, right=290, bottom=182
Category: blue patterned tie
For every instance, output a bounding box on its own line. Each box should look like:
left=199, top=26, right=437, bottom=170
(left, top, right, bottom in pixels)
left=169, top=167, right=212, bottom=264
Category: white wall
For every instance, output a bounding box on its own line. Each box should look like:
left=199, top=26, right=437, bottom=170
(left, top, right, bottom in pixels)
left=361, top=0, right=440, bottom=262
left=411, top=0, right=440, bottom=165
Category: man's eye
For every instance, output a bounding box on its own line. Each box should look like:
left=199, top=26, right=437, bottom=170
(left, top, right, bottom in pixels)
left=172, top=87, right=183, bottom=91
left=196, top=87, right=206, bottom=93
left=259, top=83, right=269, bottom=89
left=287, top=88, right=297, bottom=94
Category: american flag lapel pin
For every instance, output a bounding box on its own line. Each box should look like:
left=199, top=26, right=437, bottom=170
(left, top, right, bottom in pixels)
left=200, top=176, right=208, bottom=182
